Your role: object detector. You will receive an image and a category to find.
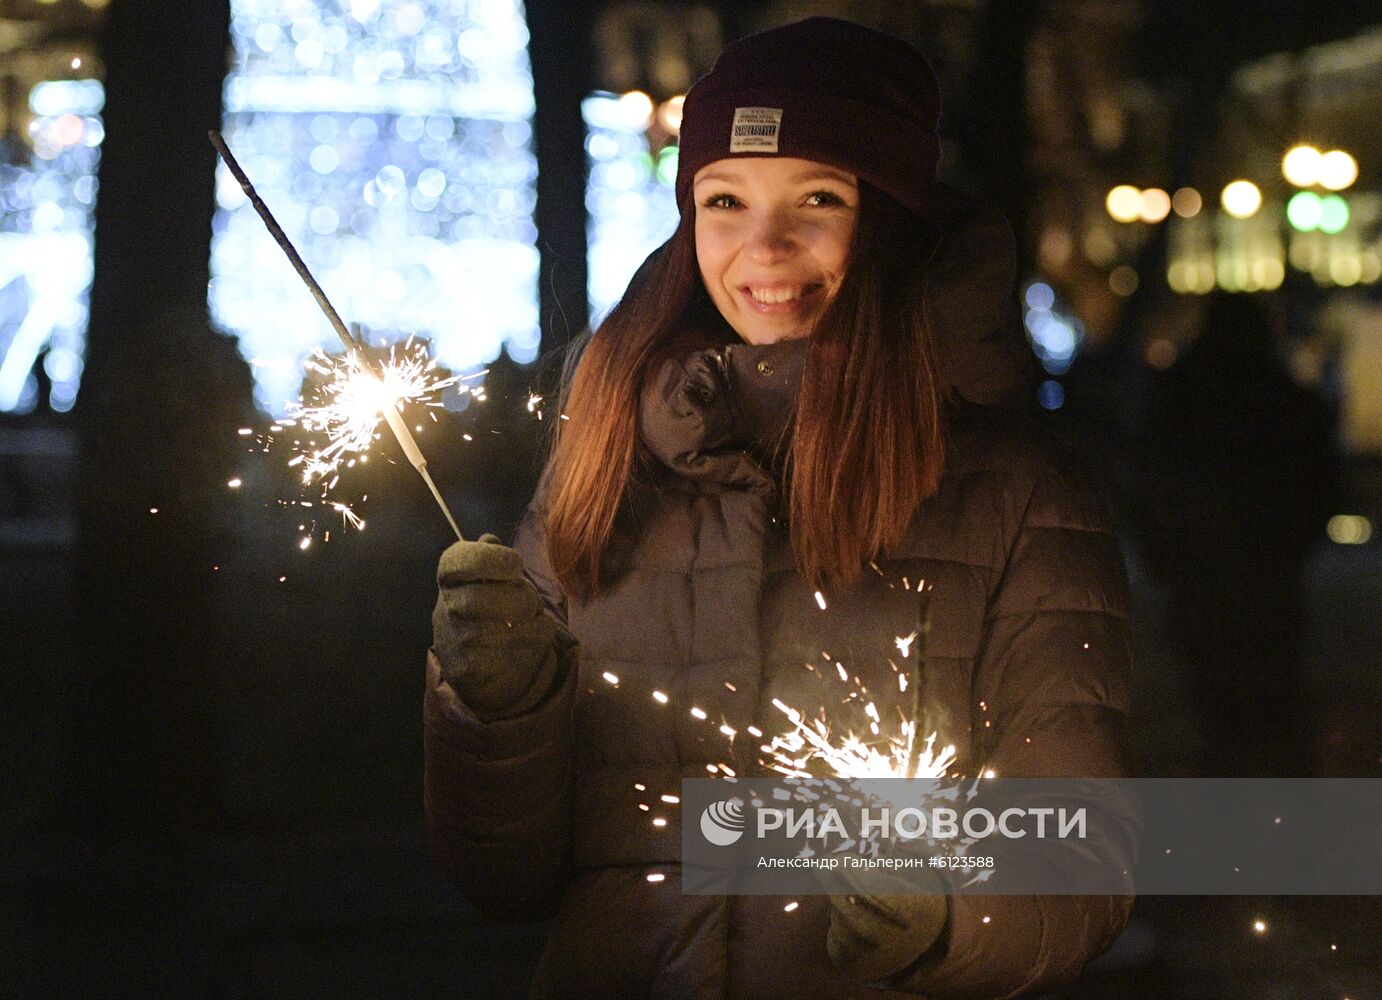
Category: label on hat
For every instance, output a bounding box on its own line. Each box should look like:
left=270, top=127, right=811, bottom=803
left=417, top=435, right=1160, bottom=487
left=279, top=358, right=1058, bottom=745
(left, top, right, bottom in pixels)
left=729, top=107, right=782, bottom=153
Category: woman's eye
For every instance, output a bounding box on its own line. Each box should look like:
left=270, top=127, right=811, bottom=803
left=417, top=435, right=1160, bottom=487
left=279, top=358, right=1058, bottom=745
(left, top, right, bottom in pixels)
left=703, top=194, right=741, bottom=210
left=805, top=190, right=845, bottom=207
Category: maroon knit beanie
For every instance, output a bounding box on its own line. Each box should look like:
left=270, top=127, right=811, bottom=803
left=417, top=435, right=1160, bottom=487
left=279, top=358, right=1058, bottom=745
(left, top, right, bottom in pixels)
left=675, top=17, right=942, bottom=215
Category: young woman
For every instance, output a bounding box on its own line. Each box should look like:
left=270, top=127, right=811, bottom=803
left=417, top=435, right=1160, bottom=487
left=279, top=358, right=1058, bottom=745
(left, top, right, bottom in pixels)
left=425, top=17, right=1133, bottom=998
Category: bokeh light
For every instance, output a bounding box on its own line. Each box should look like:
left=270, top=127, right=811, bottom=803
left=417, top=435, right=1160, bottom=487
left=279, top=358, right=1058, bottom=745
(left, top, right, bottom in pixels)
left=584, top=93, right=679, bottom=321
left=1108, top=265, right=1139, bottom=296
left=1281, top=144, right=1321, bottom=187
left=1286, top=191, right=1322, bottom=232
left=1171, top=187, right=1201, bottom=218
left=1021, top=281, right=1083, bottom=378
left=0, top=79, right=104, bottom=413
left=1327, top=515, right=1373, bottom=545
left=1317, top=150, right=1358, bottom=191
left=1220, top=180, right=1262, bottom=219
left=213, top=0, right=540, bottom=415
left=1138, top=188, right=1171, bottom=223
left=1105, top=185, right=1142, bottom=223
left=1317, top=195, right=1350, bottom=235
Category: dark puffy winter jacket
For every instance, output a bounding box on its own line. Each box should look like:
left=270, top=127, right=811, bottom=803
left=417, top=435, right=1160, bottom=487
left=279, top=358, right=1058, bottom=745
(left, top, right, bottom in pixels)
left=424, top=198, right=1134, bottom=999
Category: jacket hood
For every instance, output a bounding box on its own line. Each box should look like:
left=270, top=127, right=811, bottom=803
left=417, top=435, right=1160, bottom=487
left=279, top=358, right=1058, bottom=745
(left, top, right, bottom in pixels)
left=920, top=183, right=1035, bottom=407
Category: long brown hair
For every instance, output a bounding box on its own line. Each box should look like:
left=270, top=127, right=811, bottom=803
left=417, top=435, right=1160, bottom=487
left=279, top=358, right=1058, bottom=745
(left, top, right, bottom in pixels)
left=544, top=182, right=947, bottom=598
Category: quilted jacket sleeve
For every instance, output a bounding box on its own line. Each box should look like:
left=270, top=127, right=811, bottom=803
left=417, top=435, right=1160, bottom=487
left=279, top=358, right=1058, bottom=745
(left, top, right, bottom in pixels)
left=423, top=501, right=578, bottom=921
left=897, top=439, right=1136, bottom=999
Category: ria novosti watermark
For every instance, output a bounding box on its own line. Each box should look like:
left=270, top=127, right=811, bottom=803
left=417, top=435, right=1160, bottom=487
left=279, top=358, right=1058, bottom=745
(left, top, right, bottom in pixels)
left=681, top=778, right=1382, bottom=895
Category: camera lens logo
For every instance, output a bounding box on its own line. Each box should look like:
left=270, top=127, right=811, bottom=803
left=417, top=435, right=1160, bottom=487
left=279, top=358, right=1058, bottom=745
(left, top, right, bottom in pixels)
left=700, top=798, right=746, bottom=846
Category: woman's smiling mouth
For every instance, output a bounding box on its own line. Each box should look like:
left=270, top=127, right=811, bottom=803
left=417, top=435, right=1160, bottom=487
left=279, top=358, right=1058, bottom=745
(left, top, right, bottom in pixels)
left=741, top=283, right=824, bottom=313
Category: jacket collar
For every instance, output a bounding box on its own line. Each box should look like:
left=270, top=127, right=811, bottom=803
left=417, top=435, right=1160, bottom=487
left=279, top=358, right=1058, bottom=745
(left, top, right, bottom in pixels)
left=638, top=337, right=806, bottom=493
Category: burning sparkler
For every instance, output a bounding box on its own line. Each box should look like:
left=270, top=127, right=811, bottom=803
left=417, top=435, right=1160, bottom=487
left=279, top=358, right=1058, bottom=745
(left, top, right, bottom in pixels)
left=287, top=338, right=467, bottom=496
left=210, top=130, right=465, bottom=540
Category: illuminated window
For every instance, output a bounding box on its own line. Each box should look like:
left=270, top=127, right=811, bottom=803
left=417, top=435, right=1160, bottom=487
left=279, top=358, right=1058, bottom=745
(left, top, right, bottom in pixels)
left=583, top=92, right=679, bottom=323
left=214, top=0, right=539, bottom=415
left=0, top=80, right=104, bottom=414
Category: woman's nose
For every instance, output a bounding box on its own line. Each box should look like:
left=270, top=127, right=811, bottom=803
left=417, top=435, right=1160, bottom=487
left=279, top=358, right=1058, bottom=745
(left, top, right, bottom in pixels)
left=744, top=212, right=799, bottom=263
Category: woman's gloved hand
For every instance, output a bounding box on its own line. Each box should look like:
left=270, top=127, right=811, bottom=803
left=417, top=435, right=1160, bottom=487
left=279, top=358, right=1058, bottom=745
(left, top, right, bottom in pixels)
left=432, top=533, right=558, bottom=722
left=826, top=889, right=949, bottom=983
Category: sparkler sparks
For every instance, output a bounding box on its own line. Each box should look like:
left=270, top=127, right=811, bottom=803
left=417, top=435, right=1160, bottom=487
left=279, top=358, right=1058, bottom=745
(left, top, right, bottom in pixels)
left=287, top=339, right=464, bottom=493
left=762, top=697, right=956, bottom=782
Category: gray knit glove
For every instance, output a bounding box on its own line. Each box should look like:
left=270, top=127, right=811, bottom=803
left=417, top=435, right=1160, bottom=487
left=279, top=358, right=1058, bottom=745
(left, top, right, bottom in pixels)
left=432, top=533, right=558, bottom=722
left=827, top=889, right=949, bottom=983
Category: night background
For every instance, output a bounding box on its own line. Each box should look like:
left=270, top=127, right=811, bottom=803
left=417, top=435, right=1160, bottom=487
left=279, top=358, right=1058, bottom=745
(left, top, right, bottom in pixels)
left=2, top=0, right=1380, bottom=996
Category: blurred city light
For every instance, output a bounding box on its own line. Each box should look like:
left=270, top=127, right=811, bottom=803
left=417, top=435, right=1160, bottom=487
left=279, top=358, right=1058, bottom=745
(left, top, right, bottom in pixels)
left=213, top=0, right=540, bottom=415
left=0, top=79, right=104, bottom=414
left=657, top=95, right=685, bottom=133
left=1108, top=265, right=1139, bottom=296
left=1317, top=150, right=1358, bottom=191
left=1318, top=195, right=1350, bottom=234
left=1281, top=144, right=1322, bottom=187
left=1105, top=185, right=1142, bottom=223
left=1037, top=379, right=1065, bottom=410
left=1139, top=187, right=1171, bottom=223
left=1327, top=515, right=1373, bottom=545
left=1221, top=180, right=1262, bottom=219
left=616, top=90, right=655, bottom=129
left=1023, top=281, right=1055, bottom=311
left=1021, top=280, right=1082, bottom=378
left=1171, top=187, right=1202, bottom=218
left=1287, top=191, right=1323, bottom=231
left=584, top=92, right=679, bottom=321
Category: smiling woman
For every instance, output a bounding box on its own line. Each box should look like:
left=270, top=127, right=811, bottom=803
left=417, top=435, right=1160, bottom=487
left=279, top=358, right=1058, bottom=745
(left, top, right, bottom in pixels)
left=425, top=16, right=1134, bottom=1000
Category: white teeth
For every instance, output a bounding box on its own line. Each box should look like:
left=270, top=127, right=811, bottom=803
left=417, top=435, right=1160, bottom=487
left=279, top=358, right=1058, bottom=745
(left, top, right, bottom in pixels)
left=750, top=287, right=803, bottom=304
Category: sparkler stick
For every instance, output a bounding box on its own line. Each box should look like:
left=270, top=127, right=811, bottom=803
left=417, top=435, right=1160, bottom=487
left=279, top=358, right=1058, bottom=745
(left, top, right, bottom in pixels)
left=209, top=130, right=463, bottom=541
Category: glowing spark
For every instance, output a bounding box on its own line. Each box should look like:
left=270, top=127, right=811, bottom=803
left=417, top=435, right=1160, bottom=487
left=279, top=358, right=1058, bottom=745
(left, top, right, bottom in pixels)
left=984, top=769, right=996, bottom=779
left=652, top=690, right=669, bottom=704
left=298, top=537, right=311, bottom=550
left=783, top=901, right=799, bottom=912
left=719, top=725, right=736, bottom=738
left=660, top=794, right=679, bottom=804
left=1253, top=919, right=1267, bottom=934
left=895, top=630, right=918, bottom=658
left=331, top=502, right=365, bottom=530
left=227, top=478, right=243, bottom=489
left=634, top=783, right=645, bottom=791
left=814, top=591, right=827, bottom=610
left=652, top=817, right=667, bottom=827
left=646, top=873, right=665, bottom=883
left=288, top=341, right=463, bottom=490
left=237, top=428, right=253, bottom=436
left=526, top=393, right=543, bottom=412
left=690, top=707, right=707, bottom=720
left=836, top=663, right=848, bottom=682
left=763, top=698, right=956, bottom=782
left=981, top=915, right=991, bottom=924
left=602, top=671, right=620, bottom=685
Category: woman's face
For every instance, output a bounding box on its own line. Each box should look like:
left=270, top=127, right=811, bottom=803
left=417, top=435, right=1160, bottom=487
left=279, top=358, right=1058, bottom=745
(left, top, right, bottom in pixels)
left=693, top=157, right=859, bottom=345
